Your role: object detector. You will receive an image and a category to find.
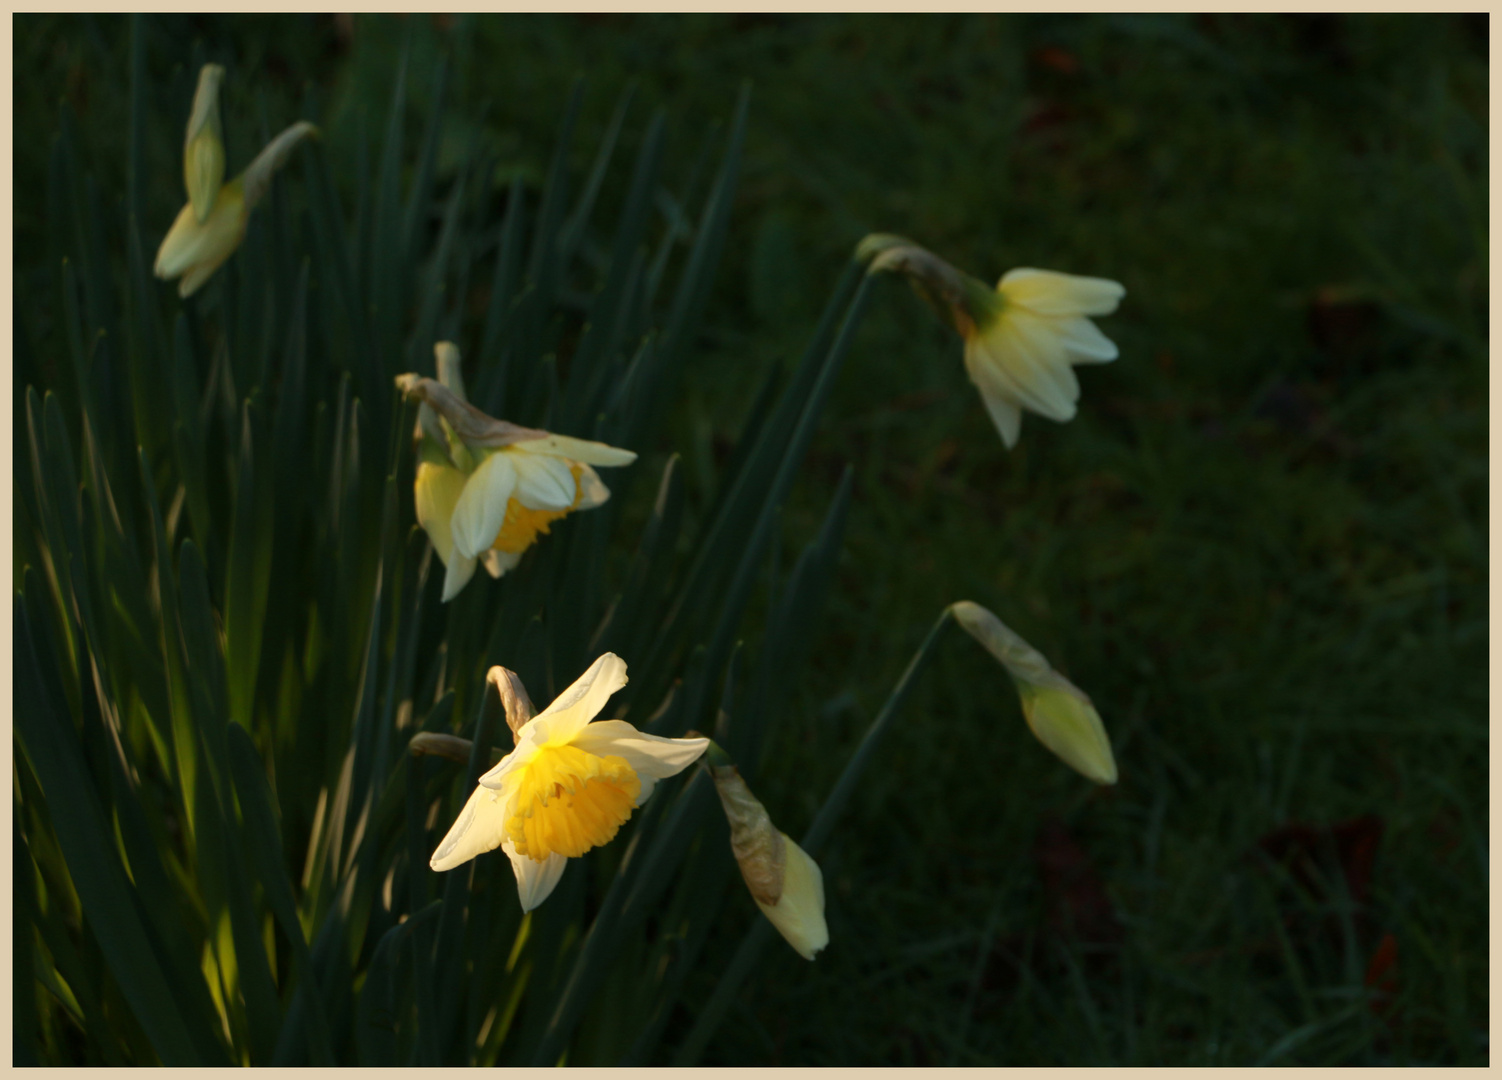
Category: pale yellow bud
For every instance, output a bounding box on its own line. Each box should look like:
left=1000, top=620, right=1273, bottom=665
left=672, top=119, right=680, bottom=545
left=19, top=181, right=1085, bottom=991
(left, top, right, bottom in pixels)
left=952, top=600, right=1118, bottom=785
left=154, top=179, right=248, bottom=298
left=1018, top=681, right=1117, bottom=786
left=184, top=64, right=226, bottom=223
left=409, top=731, right=476, bottom=764
left=710, top=763, right=829, bottom=960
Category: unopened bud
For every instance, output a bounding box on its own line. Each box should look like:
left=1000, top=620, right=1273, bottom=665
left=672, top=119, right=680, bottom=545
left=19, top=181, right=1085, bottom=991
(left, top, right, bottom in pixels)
left=951, top=600, right=1118, bottom=785
left=184, top=64, right=226, bottom=223
left=709, top=760, right=829, bottom=960
left=408, top=731, right=475, bottom=764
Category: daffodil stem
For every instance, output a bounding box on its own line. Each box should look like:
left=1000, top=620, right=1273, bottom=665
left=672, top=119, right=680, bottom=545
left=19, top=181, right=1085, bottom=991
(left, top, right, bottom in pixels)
left=673, top=606, right=958, bottom=1066
left=800, top=607, right=956, bottom=857
left=431, top=676, right=505, bottom=1052
left=685, top=274, right=875, bottom=735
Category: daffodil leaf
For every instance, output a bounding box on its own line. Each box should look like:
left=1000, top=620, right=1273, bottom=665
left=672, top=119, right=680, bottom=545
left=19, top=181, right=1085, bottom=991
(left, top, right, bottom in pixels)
left=14, top=593, right=219, bottom=1065
left=226, top=724, right=336, bottom=1065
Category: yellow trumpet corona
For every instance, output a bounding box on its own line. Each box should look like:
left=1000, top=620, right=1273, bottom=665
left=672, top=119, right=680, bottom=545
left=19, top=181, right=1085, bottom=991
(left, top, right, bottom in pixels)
left=430, top=654, right=708, bottom=912
left=398, top=343, right=636, bottom=601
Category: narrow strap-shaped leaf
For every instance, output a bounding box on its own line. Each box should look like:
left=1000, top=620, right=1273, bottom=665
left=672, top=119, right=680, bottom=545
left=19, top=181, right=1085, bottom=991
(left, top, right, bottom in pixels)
left=402, top=55, right=451, bottom=262
left=408, top=172, right=467, bottom=375
left=226, top=725, right=335, bottom=1065
left=125, top=14, right=146, bottom=225
left=676, top=277, right=874, bottom=737
left=642, top=84, right=750, bottom=431
left=125, top=216, right=170, bottom=456
left=738, top=465, right=855, bottom=775
left=624, top=260, right=859, bottom=710
left=590, top=454, right=684, bottom=659
left=673, top=609, right=958, bottom=1065
left=430, top=670, right=505, bottom=1053
left=137, top=449, right=198, bottom=835
left=557, top=83, right=635, bottom=271
left=14, top=597, right=216, bottom=1065
left=13, top=818, right=43, bottom=1064
left=356, top=900, right=441, bottom=1066
left=405, top=755, right=442, bottom=1065
left=224, top=401, right=274, bottom=732
left=478, top=175, right=527, bottom=379
left=526, top=79, right=584, bottom=308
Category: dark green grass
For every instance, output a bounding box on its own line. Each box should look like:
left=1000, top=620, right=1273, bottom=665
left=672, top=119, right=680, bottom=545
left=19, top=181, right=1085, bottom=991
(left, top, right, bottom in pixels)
left=14, top=13, right=1487, bottom=1065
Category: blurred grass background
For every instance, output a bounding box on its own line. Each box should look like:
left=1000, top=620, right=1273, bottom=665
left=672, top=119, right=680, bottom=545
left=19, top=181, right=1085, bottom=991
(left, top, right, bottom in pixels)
left=14, top=12, right=1487, bottom=1065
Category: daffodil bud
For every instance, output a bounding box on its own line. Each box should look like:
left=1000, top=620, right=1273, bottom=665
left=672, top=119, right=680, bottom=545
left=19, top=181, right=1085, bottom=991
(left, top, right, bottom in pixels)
left=409, top=731, right=476, bottom=764
left=154, top=180, right=248, bottom=298
left=951, top=600, right=1118, bottom=785
left=184, top=64, right=226, bottom=223
left=155, top=66, right=318, bottom=299
left=708, top=757, right=829, bottom=960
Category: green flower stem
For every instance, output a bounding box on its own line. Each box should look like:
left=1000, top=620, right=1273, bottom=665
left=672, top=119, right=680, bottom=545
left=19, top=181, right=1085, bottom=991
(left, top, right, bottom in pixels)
left=673, top=606, right=958, bottom=1065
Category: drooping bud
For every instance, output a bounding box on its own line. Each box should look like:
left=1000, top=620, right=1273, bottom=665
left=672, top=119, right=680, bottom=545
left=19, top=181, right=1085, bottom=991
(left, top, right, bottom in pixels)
left=408, top=731, right=477, bottom=764
left=707, top=751, right=829, bottom=960
left=184, top=64, right=226, bottom=223
left=951, top=600, right=1118, bottom=785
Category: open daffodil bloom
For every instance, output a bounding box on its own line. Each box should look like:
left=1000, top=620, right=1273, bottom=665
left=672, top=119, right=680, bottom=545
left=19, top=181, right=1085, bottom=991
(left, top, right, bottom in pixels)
left=431, top=654, right=708, bottom=911
left=398, top=343, right=636, bottom=601
left=154, top=64, right=318, bottom=297
left=858, top=234, right=1124, bottom=449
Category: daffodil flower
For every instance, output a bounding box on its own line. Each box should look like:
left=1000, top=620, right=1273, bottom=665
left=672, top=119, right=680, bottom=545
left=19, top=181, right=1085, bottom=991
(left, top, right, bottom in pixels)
left=951, top=600, right=1117, bottom=784
left=154, top=64, right=318, bottom=297
left=397, top=343, right=636, bottom=601
left=430, top=653, right=708, bottom=912
left=858, top=234, right=1124, bottom=449
left=706, top=747, right=828, bottom=960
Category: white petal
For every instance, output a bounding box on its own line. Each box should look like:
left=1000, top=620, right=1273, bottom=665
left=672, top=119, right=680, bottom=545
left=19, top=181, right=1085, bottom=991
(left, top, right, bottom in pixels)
left=524, top=653, right=629, bottom=745
left=440, top=553, right=477, bottom=602
left=567, top=722, right=708, bottom=805
left=1051, top=316, right=1119, bottom=365
left=512, top=453, right=578, bottom=511
left=966, top=331, right=1073, bottom=423
left=478, top=742, right=538, bottom=790
left=504, top=841, right=568, bottom=912
left=573, top=465, right=611, bottom=511
left=512, top=434, right=637, bottom=468
left=986, top=317, right=1079, bottom=422
left=430, top=782, right=509, bottom=871
left=480, top=549, right=521, bottom=579
left=754, top=834, right=828, bottom=960
left=972, top=382, right=1022, bottom=449
left=451, top=452, right=517, bottom=559
left=999, top=268, right=1125, bottom=317
left=415, top=461, right=467, bottom=565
